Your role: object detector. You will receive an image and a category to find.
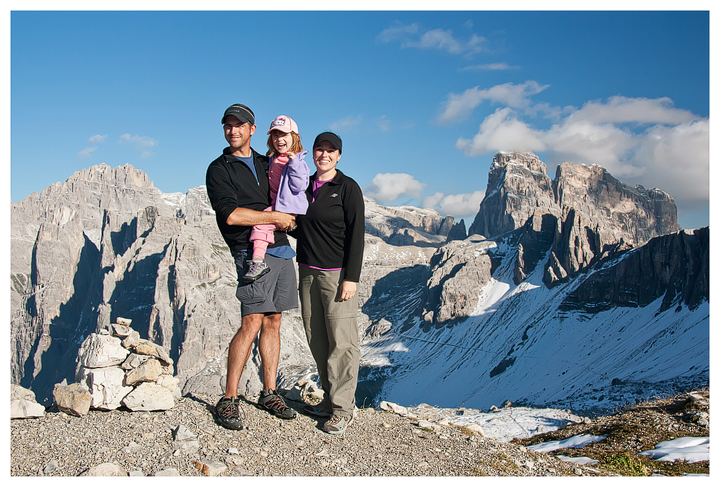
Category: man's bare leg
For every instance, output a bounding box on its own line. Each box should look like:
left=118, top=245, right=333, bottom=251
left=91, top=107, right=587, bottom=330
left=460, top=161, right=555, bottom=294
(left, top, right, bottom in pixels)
left=223, top=313, right=263, bottom=398
left=258, top=313, right=282, bottom=390
left=256, top=312, right=297, bottom=419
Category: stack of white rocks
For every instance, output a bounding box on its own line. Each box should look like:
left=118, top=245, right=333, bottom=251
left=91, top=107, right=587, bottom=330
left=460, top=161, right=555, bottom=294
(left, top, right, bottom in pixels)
left=53, top=318, right=179, bottom=416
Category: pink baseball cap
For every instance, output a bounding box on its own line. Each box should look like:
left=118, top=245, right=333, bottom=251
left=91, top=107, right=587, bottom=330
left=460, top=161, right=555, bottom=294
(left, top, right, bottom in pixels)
left=267, top=115, right=298, bottom=134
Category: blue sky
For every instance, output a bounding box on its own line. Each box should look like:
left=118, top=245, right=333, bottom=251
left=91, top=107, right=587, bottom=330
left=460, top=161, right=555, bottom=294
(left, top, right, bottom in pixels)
left=9, top=7, right=712, bottom=229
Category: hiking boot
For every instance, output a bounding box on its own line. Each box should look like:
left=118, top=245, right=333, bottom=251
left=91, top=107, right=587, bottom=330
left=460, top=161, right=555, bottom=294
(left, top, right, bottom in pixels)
left=243, top=260, right=270, bottom=283
left=303, top=403, right=332, bottom=418
left=322, top=412, right=354, bottom=435
left=258, top=390, right=297, bottom=420
left=215, top=396, right=244, bottom=430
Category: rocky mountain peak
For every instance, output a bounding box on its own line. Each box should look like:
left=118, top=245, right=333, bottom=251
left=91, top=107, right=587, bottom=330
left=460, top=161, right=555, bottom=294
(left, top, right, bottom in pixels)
left=469, top=151, right=680, bottom=286
left=35, top=163, right=157, bottom=201
left=470, top=151, right=555, bottom=240
left=490, top=150, right=548, bottom=174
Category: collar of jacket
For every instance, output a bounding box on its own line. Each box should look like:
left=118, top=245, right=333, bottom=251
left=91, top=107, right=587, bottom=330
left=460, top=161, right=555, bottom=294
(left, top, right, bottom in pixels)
left=221, top=147, right=267, bottom=163
left=310, top=168, right=346, bottom=185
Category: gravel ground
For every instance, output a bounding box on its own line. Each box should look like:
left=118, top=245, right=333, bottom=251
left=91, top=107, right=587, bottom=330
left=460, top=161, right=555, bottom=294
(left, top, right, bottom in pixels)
left=10, top=392, right=589, bottom=477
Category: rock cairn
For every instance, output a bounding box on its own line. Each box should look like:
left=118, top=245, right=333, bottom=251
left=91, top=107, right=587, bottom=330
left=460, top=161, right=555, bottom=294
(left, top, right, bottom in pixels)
left=53, top=317, right=178, bottom=416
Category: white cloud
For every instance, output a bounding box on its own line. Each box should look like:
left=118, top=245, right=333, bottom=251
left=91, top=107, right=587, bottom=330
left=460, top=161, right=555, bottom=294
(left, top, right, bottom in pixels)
left=77, top=134, right=107, bottom=159
left=118, top=134, right=157, bottom=158
left=119, top=133, right=156, bottom=148
left=377, top=115, right=390, bottom=132
left=437, top=81, right=550, bottom=124
left=461, top=62, right=520, bottom=71
left=457, top=108, right=546, bottom=155
left=448, top=89, right=708, bottom=215
left=422, top=191, right=485, bottom=219
left=77, top=147, right=97, bottom=159
left=330, top=115, right=363, bottom=132
left=570, top=96, right=697, bottom=125
left=631, top=120, right=709, bottom=206
left=364, top=173, right=425, bottom=204
left=377, top=22, right=419, bottom=43
left=408, top=28, right=464, bottom=53
left=525, top=102, right=575, bottom=120
left=421, top=192, right=444, bottom=209
left=88, top=134, right=107, bottom=144
left=544, top=119, right=639, bottom=175
left=378, top=22, right=487, bottom=56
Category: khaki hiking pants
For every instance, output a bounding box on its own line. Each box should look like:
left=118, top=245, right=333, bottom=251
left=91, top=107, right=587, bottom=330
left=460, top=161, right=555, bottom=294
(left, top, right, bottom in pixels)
left=299, top=266, right=359, bottom=418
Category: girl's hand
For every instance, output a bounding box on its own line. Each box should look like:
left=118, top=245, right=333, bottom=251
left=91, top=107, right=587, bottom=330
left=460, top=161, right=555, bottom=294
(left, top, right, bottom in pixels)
left=338, top=280, right=356, bottom=302
left=286, top=151, right=295, bottom=159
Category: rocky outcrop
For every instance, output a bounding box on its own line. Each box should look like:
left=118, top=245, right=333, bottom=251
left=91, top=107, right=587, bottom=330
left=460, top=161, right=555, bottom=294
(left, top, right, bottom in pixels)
left=10, top=385, right=45, bottom=419
left=469, top=151, right=556, bottom=239
left=421, top=239, right=494, bottom=328
left=365, top=197, right=457, bottom=247
left=468, top=151, right=680, bottom=287
left=446, top=219, right=468, bottom=242
left=560, top=227, right=709, bottom=313
left=359, top=235, right=437, bottom=336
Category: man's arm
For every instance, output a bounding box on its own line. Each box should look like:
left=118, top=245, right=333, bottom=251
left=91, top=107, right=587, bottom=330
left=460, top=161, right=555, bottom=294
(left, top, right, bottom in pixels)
left=226, top=207, right=295, bottom=231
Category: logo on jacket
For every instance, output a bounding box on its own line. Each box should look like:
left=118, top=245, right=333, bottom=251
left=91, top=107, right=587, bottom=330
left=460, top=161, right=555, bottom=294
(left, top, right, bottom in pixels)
left=330, top=193, right=338, bottom=198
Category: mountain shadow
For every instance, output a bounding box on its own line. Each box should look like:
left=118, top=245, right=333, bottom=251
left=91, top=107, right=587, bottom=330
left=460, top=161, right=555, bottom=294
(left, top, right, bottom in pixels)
left=23, top=233, right=103, bottom=404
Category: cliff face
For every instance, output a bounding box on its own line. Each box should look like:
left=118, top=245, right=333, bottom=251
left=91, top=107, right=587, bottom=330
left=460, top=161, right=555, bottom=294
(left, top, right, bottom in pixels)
left=560, top=227, right=709, bottom=313
left=10, top=165, right=308, bottom=403
left=11, top=157, right=707, bottom=413
left=10, top=165, right=457, bottom=404
left=469, top=151, right=556, bottom=240
left=468, top=152, right=679, bottom=287
left=364, top=197, right=465, bottom=247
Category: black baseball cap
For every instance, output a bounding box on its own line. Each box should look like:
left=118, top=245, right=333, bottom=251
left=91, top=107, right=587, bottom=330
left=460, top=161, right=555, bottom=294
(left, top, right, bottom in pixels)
left=222, top=104, right=255, bottom=125
left=313, top=131, right=342, bottom=154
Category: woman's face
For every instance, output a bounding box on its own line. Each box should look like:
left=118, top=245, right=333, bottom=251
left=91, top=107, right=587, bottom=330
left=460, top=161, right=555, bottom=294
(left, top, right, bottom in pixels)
left=313, top=141, right=341, bottom=174
left=271, top=130, right=294, bottom=155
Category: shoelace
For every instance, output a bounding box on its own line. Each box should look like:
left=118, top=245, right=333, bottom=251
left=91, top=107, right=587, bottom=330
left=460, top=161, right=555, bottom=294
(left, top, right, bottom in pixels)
left=218, top=399, right=239, bottom=418
left=264, top=395, right=290, bottom=412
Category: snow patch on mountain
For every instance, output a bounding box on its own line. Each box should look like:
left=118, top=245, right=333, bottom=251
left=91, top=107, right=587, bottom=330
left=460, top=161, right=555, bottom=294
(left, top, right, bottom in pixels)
left=363, top=232, right=709, bottom=415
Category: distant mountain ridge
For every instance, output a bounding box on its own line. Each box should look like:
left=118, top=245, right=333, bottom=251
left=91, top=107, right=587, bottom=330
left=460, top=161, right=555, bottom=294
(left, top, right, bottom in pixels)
left=10, top=154, right=708, bottom=414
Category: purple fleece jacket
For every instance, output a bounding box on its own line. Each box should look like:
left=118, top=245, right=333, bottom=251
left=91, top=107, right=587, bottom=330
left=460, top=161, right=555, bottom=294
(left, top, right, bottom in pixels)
left=273, top=150, right=310, bottom=215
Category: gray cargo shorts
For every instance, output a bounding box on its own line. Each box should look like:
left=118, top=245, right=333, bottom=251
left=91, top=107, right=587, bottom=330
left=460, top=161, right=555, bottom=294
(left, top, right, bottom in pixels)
left=233, top=251, right=298, bottom=316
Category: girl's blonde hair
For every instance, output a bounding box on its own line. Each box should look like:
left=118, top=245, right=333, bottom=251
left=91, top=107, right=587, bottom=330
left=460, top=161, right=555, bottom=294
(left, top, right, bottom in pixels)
left=267, top=131, right=303, bottom=158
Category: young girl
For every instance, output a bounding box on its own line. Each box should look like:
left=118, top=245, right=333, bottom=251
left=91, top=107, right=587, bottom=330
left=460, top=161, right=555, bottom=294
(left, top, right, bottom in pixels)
left=244, top=115, right=309, bottom=282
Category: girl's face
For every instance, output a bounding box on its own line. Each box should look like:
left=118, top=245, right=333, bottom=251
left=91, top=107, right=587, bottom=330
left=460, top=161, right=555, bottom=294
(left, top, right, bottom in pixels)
left=271, top=130, right=293, bottom=155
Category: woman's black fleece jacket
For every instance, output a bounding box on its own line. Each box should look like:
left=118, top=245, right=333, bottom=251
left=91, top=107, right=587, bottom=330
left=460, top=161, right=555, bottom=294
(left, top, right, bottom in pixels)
left=293, top=169, right=365, bottom=282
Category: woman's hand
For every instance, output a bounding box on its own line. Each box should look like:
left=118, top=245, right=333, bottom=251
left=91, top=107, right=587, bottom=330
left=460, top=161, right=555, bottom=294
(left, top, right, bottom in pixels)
left=338, top=280, right=356, bottom=302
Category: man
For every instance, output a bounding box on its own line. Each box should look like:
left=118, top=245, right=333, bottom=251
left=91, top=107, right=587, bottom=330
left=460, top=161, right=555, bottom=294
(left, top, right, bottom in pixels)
left=205, top=103, right=298, bottom=430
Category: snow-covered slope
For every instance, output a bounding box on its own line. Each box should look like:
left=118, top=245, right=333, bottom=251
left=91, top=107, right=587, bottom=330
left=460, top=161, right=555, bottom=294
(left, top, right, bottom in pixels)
left=362, top=234, right=709, bottom=415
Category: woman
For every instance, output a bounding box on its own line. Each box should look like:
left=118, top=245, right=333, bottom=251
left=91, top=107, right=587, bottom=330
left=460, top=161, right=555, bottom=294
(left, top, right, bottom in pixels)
left=294, top=131, right=365, bottom=435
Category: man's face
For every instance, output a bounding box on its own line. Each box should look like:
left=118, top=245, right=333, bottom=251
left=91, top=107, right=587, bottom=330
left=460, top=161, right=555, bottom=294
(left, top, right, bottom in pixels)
left=223, top=115, right=256, bottom=154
